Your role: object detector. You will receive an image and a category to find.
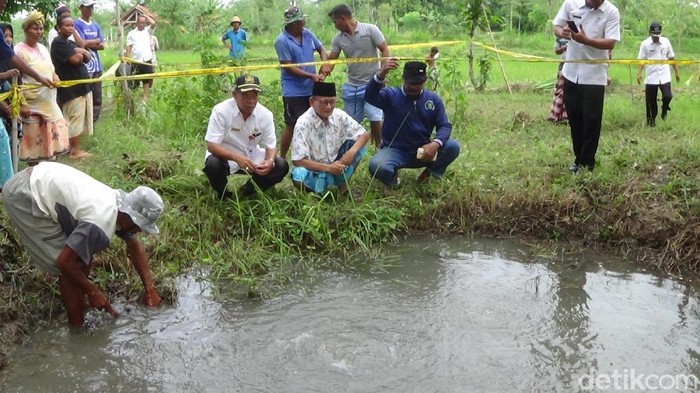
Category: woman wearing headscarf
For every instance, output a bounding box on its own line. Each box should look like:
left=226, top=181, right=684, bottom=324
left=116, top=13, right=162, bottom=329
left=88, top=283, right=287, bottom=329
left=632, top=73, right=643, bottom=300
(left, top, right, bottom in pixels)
left=14, top=11, right=70, bottom=164
left=0, top=23, right=21, bottom=188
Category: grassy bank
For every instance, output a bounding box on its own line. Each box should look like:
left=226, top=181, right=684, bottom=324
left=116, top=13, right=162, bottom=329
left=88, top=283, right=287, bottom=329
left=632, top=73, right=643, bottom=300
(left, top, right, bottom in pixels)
left=1, top=37, right=700, bottom=369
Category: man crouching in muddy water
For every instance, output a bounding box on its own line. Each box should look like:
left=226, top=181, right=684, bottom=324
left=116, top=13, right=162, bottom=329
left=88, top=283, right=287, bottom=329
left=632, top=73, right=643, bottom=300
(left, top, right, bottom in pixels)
left=1, top=162, right=164, bottom=327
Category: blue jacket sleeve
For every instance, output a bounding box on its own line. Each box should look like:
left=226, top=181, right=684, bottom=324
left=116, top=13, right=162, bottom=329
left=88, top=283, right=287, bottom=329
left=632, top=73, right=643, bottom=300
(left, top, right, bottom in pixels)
left=433, top=95, right=452, bottom=144
left=364, top=75, right=388, bottom=110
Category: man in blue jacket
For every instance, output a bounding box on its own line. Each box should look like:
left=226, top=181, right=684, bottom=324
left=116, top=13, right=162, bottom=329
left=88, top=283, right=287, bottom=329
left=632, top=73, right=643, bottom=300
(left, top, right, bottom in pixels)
left=365, top=58, right=460, bottom=187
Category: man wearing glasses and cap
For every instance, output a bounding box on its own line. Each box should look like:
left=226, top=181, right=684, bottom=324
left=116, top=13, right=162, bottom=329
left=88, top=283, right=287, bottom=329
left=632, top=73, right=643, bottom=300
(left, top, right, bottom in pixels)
left=637, top=22, right=680, bottom=127
left=274, top=5, right=328, bottom=159
left=290, top=81, right=369, bottom=194
left=365, top=58, right=460, bottom=188
left=2, top=162, right=165, bottom=327
left=222, top=16, right=248, bottom=61
left=203, top=74, right=289, bottom=200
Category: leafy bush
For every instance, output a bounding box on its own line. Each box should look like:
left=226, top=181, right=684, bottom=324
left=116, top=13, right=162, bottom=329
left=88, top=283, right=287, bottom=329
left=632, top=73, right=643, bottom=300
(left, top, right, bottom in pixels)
left=398, top=11, right=422, bottom=29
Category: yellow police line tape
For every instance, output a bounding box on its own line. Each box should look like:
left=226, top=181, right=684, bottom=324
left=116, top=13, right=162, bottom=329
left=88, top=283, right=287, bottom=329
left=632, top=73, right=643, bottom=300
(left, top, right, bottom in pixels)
left=115, top=39, right=700, bottom=82
left=0, top=56, right=403, bottom=114
left=472, top=41, right=700, bottom=65
left=3, top=39, right=698, bottom=113
left=123, top=41, right=467, bottom=68
left=4, top=55, right=433, bottom=102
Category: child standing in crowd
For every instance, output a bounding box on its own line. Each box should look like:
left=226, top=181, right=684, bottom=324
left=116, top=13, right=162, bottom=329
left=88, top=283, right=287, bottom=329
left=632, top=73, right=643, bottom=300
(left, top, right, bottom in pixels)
left=548, top=38, right=568, bottom=123
left=427, top=46, right=439, bottom=90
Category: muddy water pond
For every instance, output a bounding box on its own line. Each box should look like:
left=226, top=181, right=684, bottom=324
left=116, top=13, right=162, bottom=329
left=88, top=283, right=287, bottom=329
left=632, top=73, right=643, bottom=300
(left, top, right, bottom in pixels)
left=1, top=235, right=699, bottom=392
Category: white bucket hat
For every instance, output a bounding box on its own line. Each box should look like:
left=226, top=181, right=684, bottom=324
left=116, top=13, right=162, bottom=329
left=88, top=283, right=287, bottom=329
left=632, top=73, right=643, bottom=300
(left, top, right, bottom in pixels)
left=116, top=186, right=164, bottom=234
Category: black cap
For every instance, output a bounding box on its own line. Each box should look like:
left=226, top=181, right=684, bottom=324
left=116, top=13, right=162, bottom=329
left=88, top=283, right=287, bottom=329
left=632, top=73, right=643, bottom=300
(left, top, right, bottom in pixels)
left=234, top=74, right=261, bottom=92
left=55, top=4, right=70, bottom=18
left=649, top=22, right=662, bottom=36
left=312, top=81, right=336, bottom=97
left=403, top=61, right=428, bottom=84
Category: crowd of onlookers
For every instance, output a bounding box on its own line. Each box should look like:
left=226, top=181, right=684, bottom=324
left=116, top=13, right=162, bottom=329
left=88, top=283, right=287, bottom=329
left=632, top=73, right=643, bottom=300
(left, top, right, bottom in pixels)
left=0, top=0, right=160, bottom=192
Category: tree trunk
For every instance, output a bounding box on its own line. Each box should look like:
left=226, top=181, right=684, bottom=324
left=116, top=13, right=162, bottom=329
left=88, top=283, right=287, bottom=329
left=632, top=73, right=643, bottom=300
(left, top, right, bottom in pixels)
left=510, top=0, right=514, bottom=31
left=115, top=0, right=134, bottom=117
left=468, top=25, right=478, bottom=89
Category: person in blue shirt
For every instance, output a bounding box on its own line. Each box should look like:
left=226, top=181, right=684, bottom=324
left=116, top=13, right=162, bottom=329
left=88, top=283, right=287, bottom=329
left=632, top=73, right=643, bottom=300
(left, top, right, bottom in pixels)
left=74, top=0, right=104, bottom=123
left=365, top=58, right=460, bottom=188
left=222, top=16, right=248, bottom=61
left=274, top=5, right=327, bottom=159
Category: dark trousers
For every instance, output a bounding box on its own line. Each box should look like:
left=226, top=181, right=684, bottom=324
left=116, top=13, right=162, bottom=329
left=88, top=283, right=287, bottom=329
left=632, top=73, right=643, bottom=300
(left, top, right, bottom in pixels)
left=90, top=71, right=102, bottom=122
left=203, top=155, right=289, bottom=198
left=645, top=82, right=672, bottom=126
left=563, top=79, right=605, bottom=169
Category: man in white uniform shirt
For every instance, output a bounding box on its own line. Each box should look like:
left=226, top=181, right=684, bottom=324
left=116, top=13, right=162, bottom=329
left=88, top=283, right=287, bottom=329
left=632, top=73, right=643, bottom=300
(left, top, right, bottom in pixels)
left=553, top=0, right=620, bottom=173
left=636, top=22, right=680, bottom=127
left=126, top=15, right=156, bottom=99
left=203, top=75, right=289, bottom=200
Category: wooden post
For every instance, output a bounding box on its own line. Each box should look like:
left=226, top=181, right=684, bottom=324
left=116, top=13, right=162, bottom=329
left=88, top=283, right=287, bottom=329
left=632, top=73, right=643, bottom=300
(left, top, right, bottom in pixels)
left=115, top=0, right=133, bottom=116
left=10, top=75, right=18, bottom=173
left=482, top=4, right=512, bottom=94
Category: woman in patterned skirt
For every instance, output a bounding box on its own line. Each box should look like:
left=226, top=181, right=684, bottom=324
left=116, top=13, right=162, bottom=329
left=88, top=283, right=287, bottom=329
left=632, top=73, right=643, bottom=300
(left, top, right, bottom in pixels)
left=14, top=11, right=70, bottom=164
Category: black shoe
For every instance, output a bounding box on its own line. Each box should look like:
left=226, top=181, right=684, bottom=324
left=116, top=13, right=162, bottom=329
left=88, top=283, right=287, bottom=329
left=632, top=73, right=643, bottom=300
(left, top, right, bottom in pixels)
left=219, top=190, right=233, bottom=201
left=569, top=163, right=579, bottom=173
left=661, top=109, right=668, bottom=120
left=647, top=118, right=656, bottom=127
left=387, top=176, right=401, bottom=189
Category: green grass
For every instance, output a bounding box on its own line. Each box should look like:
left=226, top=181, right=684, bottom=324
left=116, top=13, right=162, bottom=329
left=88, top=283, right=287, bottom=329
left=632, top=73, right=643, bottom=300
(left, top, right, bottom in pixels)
left=1, top=32, right=700, bottom=350
left=100, top=30, right=700, bottom=98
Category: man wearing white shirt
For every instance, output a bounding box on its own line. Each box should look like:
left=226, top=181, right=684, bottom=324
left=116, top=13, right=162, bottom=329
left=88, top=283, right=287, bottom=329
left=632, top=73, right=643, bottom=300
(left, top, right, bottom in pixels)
left=553, top=0, right=620, bottom=173
left=126, top=15, right=155, bottom=99
left=47, top=3, right=79, bottom=50
left=636, top=22, right=680, bottom=127
left=203, top=75, right=289, bottom=199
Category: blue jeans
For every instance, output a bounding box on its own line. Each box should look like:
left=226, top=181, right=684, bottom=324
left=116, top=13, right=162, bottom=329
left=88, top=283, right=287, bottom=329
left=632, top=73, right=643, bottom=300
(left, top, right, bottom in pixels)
left=341, top=83, right=383, bottom=123
left=368, top=140, right=460, bottom=186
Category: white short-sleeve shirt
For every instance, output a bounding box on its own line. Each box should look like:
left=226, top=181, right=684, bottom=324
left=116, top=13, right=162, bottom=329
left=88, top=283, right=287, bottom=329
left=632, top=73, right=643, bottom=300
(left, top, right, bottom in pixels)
left=553, top=0, right=620, bottom=86
left=126, top=27, right=153, bottom=62
left=638, top=36, right=675, bottom=85
left=291, top=107, right=367, bottom=164
left=204, top=98, right=276, bottom=173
